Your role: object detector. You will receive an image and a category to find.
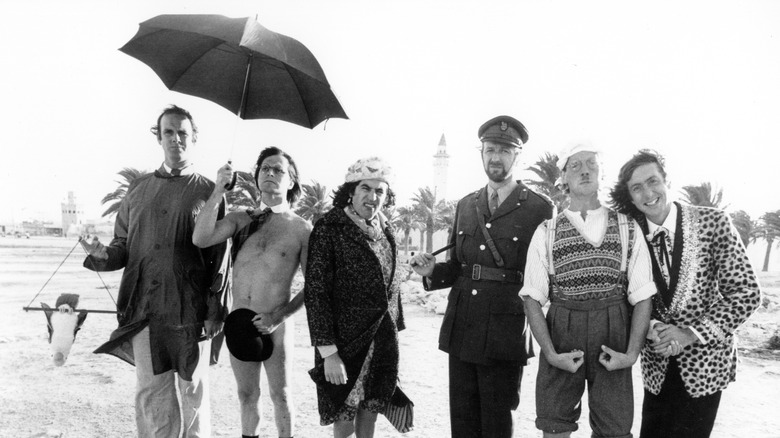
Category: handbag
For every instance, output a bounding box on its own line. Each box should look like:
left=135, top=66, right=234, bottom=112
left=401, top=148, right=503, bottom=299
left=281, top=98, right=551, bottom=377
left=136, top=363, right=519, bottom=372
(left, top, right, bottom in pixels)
left=383, top=385, right=414, bottom=433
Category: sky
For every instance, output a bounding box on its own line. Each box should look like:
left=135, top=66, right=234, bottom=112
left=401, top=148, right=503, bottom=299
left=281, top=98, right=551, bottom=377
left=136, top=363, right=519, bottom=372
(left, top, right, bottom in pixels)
left=1, top=0, right=779, bottom=226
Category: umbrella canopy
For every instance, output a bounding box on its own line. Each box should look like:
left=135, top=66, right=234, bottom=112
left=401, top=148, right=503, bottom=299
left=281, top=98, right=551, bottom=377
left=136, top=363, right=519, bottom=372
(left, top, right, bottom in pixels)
left=120, top=14, right=348, bottom=128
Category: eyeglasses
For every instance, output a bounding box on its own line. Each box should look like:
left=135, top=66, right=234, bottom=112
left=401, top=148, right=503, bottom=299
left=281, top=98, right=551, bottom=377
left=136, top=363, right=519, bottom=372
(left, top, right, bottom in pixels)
left=259, top=165, right=287, bottom=176
left=566, top=158, right=599, bottom=172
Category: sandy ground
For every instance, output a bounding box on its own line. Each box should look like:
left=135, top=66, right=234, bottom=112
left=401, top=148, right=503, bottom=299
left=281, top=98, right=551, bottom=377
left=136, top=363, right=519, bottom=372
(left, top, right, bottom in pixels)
left=1, top=237, right=779, bottom=438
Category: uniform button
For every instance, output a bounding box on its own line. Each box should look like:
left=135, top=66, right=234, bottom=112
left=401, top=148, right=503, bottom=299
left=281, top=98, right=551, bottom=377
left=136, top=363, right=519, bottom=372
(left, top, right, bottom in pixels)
left=458, top=231, right=463, bottom=235
left=151, top=280, right=159, bottom=285
left=161, top=209, right=167, bottom=215
left=486, top=223, right=492, bottom=229
left=479, top=244, right=486, bottom=250
left=154, top=244, right=160, bottom=249
left=472, top=289, right=478, bottom=295
left=513, top=237, right=518, bottom=241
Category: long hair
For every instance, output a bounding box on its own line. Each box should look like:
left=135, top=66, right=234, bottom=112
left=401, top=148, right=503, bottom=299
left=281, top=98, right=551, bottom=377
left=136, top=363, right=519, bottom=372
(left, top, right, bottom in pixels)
left=332, top=181, right=396, bottom=209
left=253, top=146, right=302, bottom=205
left=609, top=149, right=668, bottom=220
left=150, top=105, right=198, bottom=141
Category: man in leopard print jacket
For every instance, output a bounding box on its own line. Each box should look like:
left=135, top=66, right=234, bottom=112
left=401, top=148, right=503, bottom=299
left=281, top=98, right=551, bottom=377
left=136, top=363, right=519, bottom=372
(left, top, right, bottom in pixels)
left=610, top=149, right=762, bottom=438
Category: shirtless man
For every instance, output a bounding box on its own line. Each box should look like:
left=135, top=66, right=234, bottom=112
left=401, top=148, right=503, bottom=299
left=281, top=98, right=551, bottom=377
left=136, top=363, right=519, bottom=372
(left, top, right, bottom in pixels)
left=193, top=146, right=311, bottom=438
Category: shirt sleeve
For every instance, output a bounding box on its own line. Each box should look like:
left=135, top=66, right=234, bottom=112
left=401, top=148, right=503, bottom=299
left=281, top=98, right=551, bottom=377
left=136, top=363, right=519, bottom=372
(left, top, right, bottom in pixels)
left=626, top=220, right=657, bottom=305
left=317, top=345, right=338, bottom=358
left=519, top=223, right=550, bottom=305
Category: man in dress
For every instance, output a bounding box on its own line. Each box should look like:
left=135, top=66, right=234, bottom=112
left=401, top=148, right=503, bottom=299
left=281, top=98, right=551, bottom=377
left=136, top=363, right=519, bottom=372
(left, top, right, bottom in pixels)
left=520, top=142, right=656, bottom=438
left=610, top=149, right=762, bottom=438
left=80, top=105, right=229, bottom=437
left=411, top=116, right=553, bottom=437
left=193, top=146, right=311, bottom=438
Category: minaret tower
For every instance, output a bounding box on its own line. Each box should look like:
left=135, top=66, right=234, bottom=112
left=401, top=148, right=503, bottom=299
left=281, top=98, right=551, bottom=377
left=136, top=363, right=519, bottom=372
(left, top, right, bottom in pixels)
left=61, top=191, right=84, bottom=237
left=433, top=133, right=450, bottom=201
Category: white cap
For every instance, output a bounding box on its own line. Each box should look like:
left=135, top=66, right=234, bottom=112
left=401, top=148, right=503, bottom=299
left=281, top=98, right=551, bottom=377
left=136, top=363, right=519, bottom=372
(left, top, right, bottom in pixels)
left=344, top=156, right=394, bottom=186
left=556, top=140, right=602, bottom=171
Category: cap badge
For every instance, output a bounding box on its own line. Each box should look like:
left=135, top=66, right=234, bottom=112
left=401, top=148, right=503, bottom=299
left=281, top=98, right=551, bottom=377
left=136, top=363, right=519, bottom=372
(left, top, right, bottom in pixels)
left=500, top=121, right=508, bottom=131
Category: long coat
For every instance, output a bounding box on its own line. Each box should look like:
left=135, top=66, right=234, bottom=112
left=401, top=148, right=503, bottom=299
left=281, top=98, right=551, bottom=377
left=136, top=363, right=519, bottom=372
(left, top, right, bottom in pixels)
left=304, top=208, right=405, bottom=422
left=84, top=169, right=229, bottom=380
left=425, top=182, right=552, bottom=365
left=639, top=203, right=762, bottom=397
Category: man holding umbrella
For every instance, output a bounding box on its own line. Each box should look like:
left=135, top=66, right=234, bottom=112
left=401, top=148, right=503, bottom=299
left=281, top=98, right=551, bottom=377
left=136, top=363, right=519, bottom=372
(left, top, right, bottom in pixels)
left=411, top=116, right=553, bottom=437
left=193, top=146, right=312, bottom=438
left=80, top=105, right=229, bottom=437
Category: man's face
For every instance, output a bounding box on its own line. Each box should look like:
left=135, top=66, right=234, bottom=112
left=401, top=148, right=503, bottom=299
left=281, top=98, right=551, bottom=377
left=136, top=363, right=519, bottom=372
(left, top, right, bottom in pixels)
left=351, top=179, right=388, bottom=220
left=256, top=154, right=294, bottom=197
left=158, top=114, right=195, bottom=167
left=627, top=162, right=671, bottom=225
left=481, top=141, right=519, bottom=183
left=562, top=151, right=600, bottom=198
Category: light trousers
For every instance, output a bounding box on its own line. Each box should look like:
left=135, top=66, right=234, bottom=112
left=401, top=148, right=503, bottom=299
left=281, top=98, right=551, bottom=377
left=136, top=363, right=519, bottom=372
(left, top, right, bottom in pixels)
left=132, top=326, right=211, bottom=437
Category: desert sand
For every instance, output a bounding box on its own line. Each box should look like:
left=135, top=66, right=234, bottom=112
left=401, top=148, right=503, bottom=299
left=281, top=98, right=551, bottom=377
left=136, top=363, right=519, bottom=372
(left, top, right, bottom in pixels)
left=1, top=237, right=778, bottom=437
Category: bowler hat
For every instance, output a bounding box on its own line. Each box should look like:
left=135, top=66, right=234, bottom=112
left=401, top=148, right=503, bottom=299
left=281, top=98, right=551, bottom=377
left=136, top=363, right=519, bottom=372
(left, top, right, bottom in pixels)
left=478, top=115, right=528, bottom=147
left=224, top=308, right=274, bottom=362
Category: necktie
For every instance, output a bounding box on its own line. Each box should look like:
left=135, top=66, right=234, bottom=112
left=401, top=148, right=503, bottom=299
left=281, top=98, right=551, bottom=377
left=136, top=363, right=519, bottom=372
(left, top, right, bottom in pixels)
left=489, top=191, right=499, bottom=215
left=650, top=227, right=672, bottom=285
left=170, top=168, right=181, bottom=177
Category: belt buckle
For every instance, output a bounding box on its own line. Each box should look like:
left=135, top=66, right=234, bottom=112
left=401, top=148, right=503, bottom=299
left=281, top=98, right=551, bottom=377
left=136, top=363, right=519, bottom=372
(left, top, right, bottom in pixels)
left=471, top=264, right=481, bottom=280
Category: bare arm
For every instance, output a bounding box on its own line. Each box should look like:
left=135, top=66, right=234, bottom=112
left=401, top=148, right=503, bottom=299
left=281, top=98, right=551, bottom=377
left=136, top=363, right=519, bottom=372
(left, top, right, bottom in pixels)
left=523, top=296, right=584, bottom=373
left=600, top=298, right=652, bottom=370
left=193, top=163, right=237, bottom=248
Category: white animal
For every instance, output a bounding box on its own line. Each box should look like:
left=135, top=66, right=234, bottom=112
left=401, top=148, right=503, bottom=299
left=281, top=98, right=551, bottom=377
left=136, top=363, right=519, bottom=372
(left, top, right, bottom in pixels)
left=41, top=294, right=87, bottom=366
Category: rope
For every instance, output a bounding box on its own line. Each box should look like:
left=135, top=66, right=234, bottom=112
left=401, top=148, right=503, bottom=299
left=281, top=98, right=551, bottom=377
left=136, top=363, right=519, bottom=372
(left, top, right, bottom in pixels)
left=23, top=239, right=119, bottom=313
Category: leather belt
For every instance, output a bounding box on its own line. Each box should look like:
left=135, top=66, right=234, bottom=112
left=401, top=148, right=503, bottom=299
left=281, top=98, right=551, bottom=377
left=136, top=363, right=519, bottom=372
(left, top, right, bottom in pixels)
left=461, top=263, right=524, bottom=283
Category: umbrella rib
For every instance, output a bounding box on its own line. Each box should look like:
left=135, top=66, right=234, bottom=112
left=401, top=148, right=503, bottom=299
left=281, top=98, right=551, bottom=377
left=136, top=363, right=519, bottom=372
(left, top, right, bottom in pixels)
left=278, top=63, right=315, bottom=127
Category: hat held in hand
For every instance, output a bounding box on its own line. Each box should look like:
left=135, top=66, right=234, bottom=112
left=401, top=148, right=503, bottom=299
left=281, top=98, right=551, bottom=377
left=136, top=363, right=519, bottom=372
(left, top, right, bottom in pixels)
left=224, top=308, right=274, bottom=362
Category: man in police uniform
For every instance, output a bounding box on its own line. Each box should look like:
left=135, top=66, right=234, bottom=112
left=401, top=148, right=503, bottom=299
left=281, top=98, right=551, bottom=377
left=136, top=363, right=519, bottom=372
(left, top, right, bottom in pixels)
left=411, top=115, right=553, bottom=437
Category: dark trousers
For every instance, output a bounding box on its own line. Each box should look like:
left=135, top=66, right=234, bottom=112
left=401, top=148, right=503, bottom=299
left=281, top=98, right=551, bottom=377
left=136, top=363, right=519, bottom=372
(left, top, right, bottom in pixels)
left=449, top=354, right=522, bottom=438
left=640, top=358, right=722, bottom=438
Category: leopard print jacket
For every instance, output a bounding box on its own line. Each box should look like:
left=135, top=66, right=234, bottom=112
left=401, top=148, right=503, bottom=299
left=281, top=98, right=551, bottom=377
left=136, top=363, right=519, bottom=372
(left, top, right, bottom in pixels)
left=640, top=203, right=762, bottom=397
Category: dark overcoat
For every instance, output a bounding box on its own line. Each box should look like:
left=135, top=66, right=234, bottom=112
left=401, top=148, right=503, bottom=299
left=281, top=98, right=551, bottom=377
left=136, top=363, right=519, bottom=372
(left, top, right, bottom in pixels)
left=304, top=207, right=406, bottom=423
left=425, top=182, right=552, bottom=365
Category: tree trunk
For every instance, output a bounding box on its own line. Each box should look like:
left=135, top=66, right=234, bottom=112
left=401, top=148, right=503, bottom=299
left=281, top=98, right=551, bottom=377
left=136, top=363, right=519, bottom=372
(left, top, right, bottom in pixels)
left=763, top=237, right=774, bottom=272
left=403, top=230, right=410, bottom=256
left=418, top=229, right=425, bottom=254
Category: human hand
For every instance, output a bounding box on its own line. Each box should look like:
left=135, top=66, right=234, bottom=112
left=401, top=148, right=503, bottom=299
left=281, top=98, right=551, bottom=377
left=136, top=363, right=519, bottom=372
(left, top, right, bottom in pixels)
left=409, top=253, right=435, bottom=277
left=324, top=353, right=348, bottom=385
left=204, top=320, right=223, bottom=340
left=548, top=350, right=585, bottom=373
left=79, top=235, right=108, bottom=260
left=252, top=312, right=282, bottom=335
left=599, top=345, right=638, bottom=371
left=57, top=304, right=75, bottom=315
left=214, top=162, right=234, bottom=193
left=651, top=323, right=696, bottom=356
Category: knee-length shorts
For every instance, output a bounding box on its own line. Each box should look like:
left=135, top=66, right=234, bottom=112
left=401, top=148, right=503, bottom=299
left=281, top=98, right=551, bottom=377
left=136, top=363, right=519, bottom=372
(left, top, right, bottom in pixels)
left=535, top=296, right=634, bottom=438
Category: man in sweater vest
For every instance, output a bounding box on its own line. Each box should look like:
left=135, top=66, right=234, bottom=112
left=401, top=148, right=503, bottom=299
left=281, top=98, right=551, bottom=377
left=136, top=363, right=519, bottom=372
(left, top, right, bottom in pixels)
left=520, top=142, right=656, bottom=438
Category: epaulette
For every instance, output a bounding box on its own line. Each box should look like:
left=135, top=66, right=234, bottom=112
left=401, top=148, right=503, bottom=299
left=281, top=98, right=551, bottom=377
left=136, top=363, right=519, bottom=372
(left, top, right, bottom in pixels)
left=526, top=187, right=554, bottom=207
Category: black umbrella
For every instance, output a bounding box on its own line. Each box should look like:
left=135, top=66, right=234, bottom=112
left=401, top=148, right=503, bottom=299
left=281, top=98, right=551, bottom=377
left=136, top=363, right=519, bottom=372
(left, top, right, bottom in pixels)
left=120, top=14, right=348, bottom=128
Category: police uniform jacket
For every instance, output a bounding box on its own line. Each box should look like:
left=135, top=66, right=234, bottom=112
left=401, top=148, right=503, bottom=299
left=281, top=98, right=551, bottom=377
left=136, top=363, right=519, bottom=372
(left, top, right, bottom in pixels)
left=425, top=182, right=552, bottom=365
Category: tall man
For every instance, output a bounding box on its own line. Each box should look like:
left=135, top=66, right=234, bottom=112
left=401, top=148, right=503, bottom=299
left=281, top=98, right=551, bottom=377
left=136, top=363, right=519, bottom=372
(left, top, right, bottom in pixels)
left=610, top=149, right=762, bottom=438
left=520, top=143, right=655, bottom=438
left=193, top=146, right=311, bottom=438
left=411, top=116, right=553, bottom=438
left=80, top=105, right=229, bottom=437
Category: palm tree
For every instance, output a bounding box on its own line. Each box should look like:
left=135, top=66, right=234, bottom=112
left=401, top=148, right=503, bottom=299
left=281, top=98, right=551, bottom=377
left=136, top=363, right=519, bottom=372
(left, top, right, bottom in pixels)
left=524, top=152, right=567, bottom=212
left=757, top=210, right=780, bottom=272
left=390, top=206, right=416, bottom=256
left=679, top=182, right=726, bottom=209
left=411, top=187, right=452, bottom=253
left=730, top=210, right=758, bottom=248
left=295, top=181, right=332, bottom=224
left=225, top=171, right=261, bottom=210
left=101, top=167, right=149, bottom=217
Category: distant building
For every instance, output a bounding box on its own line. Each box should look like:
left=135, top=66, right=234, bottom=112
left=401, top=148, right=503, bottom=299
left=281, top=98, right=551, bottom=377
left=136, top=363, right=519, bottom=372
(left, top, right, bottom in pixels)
left=61, top=191, right=84, bottom=237
left=433, top=134, right=450, bottom=201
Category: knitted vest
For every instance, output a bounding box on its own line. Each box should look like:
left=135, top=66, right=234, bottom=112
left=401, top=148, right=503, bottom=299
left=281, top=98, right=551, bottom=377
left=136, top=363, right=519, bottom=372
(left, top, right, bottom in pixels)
left=549, top=210, right=632, bottom=302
